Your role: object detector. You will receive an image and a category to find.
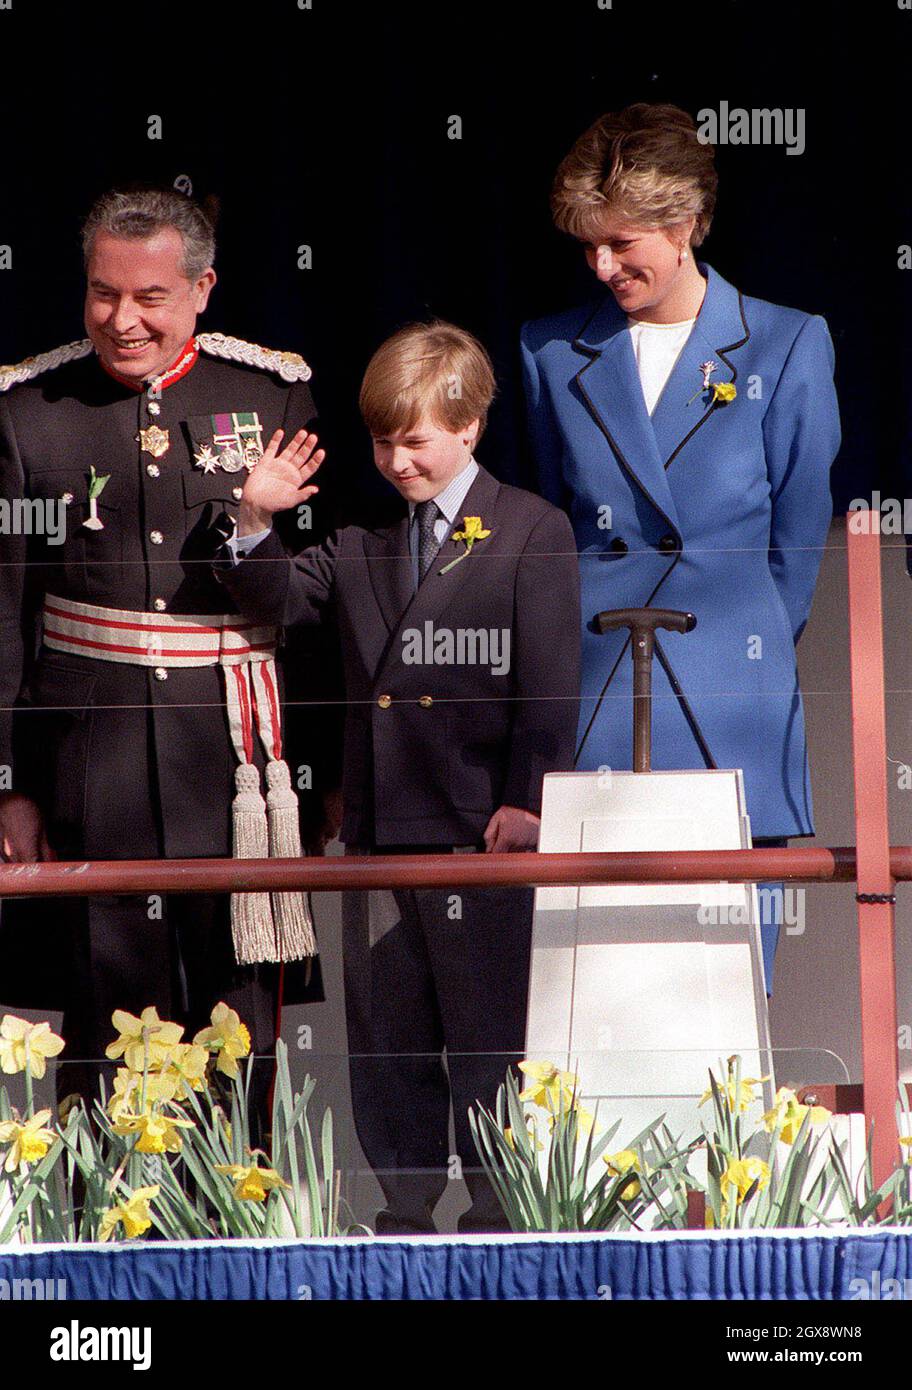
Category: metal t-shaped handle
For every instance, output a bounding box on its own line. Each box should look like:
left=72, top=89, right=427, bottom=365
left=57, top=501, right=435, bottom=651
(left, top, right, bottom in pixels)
left=595, top=607, right=697, bottom=772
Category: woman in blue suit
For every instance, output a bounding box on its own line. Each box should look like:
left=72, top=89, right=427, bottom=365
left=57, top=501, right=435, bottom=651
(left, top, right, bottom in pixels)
left=521, top=104, right=841, bottom=986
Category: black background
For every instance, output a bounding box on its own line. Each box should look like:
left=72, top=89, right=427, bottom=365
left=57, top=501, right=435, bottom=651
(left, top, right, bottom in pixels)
left=0, top=0, right=905, bottom=511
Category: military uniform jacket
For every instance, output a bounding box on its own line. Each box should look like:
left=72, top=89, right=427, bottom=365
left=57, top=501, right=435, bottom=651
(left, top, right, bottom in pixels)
left=215, top=465, right=582, bottom=847
left=0, top=339, right=318, bottom=862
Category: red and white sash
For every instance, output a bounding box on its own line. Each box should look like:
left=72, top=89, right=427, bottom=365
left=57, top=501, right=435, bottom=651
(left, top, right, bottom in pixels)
left=42, top=593, right=316, bottom=965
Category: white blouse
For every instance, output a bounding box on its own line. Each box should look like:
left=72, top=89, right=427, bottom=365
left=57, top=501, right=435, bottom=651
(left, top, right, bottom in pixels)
left=627, top=316, right=696, bottom=416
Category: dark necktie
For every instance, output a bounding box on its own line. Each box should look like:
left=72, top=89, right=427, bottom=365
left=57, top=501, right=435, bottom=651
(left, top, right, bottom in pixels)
left=415, top=499, right=441, bottom=585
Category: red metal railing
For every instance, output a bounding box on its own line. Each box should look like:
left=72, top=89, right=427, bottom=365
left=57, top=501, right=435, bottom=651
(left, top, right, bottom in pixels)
left=847, top=518, right=898, bottom=1192
left=0, top=845, right=870, bottom=896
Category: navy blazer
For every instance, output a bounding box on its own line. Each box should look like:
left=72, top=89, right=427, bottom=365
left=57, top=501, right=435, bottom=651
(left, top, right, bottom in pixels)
left=521, top=263, right=840, bottom=838
left=216, top=465, right=581, bottom=847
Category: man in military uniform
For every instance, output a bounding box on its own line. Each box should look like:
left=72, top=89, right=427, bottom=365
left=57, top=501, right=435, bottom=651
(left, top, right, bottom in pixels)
left=0, top=188, right=334, bottom=1098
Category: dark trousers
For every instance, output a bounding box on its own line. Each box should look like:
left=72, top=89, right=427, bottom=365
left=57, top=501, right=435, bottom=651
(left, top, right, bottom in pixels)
left=343, top=844, right=534, bottom=1233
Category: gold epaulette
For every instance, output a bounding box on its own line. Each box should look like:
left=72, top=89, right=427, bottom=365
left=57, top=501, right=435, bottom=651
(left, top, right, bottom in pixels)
left=196, top=332, right=312, bottom=383
left=0, top=339, right=94, bottom=393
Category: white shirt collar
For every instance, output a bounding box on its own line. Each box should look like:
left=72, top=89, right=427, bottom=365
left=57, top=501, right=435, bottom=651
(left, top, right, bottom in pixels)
left=408, top=457, right=479, bottom=523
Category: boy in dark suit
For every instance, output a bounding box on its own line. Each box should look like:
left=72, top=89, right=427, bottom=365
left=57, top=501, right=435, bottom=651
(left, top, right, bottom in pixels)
left=215, top=322, right=580, bottom=1232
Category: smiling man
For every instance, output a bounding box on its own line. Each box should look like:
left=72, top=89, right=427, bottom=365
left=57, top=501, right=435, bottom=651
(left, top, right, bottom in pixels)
left=86, top=222, right=215, bottom=380
left=0, top=188, right=333, bottom=1112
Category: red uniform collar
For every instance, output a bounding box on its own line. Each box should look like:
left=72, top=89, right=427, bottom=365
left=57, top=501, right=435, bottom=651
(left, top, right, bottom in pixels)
left=99, top=336, right=199, bottom=392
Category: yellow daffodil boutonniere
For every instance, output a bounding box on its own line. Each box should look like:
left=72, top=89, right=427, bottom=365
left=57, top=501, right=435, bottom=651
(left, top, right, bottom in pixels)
left=712, top=382, right=737, bottom=405
left=687, top=360, right=737, bottom=407
left=439, top=515, right=492, bottom=574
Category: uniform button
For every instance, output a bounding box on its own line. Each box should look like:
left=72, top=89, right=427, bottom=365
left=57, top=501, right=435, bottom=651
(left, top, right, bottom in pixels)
left=232, top=486, right=243, bottom=501
left=146, top=463, right=161, bottom=478
left=377, top=694, right=392, bottom=709
left=608, top=537, right=628, bottom=555
left=658, top=533, right=679, bottom=554
left=147, top=401, right=161, bottom=416
left=418, top=695, right=433, bottom=708
left=153, top=667, right=168, bottom=681
left=153, top=598, right=167, bottom=612
left=150, top=530, right=164, bottom=545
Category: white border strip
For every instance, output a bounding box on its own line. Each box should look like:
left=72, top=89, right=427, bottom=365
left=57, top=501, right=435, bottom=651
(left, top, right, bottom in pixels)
left=0, top=1226, right=904, bottom=1257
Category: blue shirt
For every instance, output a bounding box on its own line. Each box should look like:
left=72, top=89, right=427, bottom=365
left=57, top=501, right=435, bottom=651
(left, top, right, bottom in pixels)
left=406, top=457, right=478, bottom=587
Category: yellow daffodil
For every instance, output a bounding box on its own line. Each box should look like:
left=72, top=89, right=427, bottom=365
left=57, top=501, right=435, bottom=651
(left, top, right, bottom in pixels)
left=439, top=516, right=493, bottom=573
left=192, top=1002, right=251, bottom=1079
left=112, top=1106, right=195, bottom=1154
left=98, top=1185, right=160, bottom=1241
left=107, top=1068, right=179, bottom=1122
left=504, top=1122, right=544, bottom=1153
left=518, top=1060, right=579, bottom=1111
left=0, top=1109, right=56, bottom=1172
left=762, top=1087, right=831, bottom=1145
left=688, top=362, right=736, bottom=406
left=604, top=1148, right=642, bottom=1200
left=547, top=1103, right=596, bottom=1137
left=0, top=1016, right=65, bottom=1079
left=214, top=1163, right=290, bottom=1202
left=453, top=516, right=491, bottom=546
left=720, top=1155, right=770, bottom=1205
left=105, top=1007, right=184, bottom=1071
left=700, top=1075, right=769, bottom=1114
left=57, top=1092, right=82, bottom=1126
left=159, top=1042, right=210, bottom=1095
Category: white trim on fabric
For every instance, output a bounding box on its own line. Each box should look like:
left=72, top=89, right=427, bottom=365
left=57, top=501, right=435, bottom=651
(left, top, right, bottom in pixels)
left=0, top=1225, right=900, bottom=1256
left=42, top=594, right=277, bottom=668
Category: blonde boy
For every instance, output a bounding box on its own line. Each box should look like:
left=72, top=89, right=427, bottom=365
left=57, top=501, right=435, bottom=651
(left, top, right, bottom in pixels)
left=216, top=322, right=580, bottom=1232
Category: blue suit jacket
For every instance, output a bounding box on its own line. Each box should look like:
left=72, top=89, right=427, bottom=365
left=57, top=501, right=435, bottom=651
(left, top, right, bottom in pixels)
left=521, top=263, right=840, bottom=838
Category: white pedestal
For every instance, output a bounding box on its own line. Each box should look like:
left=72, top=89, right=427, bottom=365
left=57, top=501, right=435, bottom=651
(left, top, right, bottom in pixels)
left=526, top=769, right=775, bottom=1143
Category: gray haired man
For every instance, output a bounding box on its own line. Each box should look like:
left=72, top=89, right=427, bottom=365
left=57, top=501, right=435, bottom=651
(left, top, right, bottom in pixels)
left=0, top=188, right=333, bottom=1109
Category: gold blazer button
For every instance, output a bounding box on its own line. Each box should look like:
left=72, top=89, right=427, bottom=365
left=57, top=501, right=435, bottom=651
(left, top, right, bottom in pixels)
left=418, top=695, right=433, bottom=708
left=377, top=694, right=392, bottom=709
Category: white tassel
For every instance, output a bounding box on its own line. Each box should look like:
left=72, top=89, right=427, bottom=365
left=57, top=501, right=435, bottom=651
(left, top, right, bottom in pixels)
left=230, top=762, right=279, bottom=964
left=265, top=758, right=317, bottom=960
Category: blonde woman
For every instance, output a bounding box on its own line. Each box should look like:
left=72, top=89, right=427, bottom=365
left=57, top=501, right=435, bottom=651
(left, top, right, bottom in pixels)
left=521, top=104, right=841, bottom=987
